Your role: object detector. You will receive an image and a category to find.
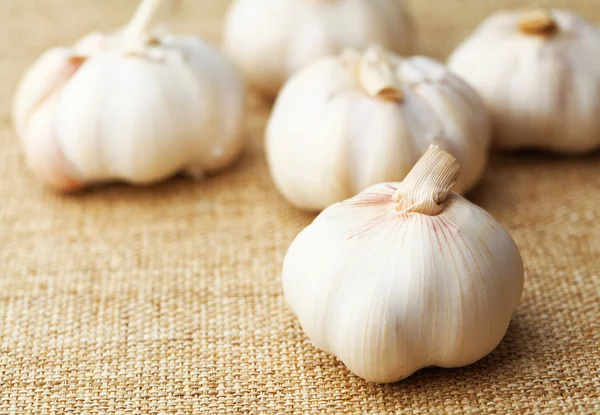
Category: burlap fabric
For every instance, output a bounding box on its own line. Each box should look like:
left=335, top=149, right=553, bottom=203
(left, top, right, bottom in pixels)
left=1, top=0, right=598, bottom=413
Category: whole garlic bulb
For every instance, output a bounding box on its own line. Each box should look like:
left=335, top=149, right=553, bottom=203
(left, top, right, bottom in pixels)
left=13, top=0, right=246, bottom=191
left=282, top=146, right=524, bottom=383
left=266, top=46, right=490, bottom=211
left=223, top=0, right=413, bottom=97
left=448, top=8, right=600, bottom=153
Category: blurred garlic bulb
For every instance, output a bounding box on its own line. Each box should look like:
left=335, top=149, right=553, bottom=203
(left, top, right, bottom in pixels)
left=283, top=146, right=524, bottom=383
left=266, top=46, right=490, bottom=211
left=448, top=8, right=600, bottom=153
left=223, top=0, right=413, bottom=97
left=13, top=0, right=246, bottom=191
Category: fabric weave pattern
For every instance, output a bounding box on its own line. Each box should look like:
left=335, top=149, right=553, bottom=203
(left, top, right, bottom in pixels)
left=0, top=0, right=598, bottom=413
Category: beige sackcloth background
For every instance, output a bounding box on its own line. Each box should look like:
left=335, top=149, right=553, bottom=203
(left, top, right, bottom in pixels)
left=0, top=0, right=599, bottom=413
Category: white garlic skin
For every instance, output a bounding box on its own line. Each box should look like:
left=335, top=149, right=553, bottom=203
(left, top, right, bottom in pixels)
left=448, top=9, right=600, bottom=153
left=13, top=31, right=246, bottom=190
left=266, top=49, right=490, bottom=211
left=283, top=183, right=524, bottom=383
left=223, top=0, right=413, bottom=96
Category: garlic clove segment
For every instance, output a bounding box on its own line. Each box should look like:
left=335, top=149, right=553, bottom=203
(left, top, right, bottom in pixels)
left=266, top=46, right=490, bottom=211
left=282, top=145, right=524, bottom=383
left=13, top=49, right=88, bottom=191
left=447, top=8, right=600, bottom=153
left=223, top=0, right=414, bottom=97
left=12, top=0, right=246, bottom=191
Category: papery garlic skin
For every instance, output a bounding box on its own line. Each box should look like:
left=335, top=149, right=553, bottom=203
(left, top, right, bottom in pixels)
left=448, top=9, right=600, bottom=153
left=13, top=0, right=246, bottom=191
left=282, top=147, right=524, bottom=383
left=266, top=46, right=490, bottom=211
left=224, top=0, right=413, bottom=96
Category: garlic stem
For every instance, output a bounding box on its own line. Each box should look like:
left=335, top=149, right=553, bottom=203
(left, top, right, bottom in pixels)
left=392, top=145, right=459, bottom=215
left=358, top=49, right=404, bottom=102
left=518, top=8, right=559, bottom=36
left=123, top=0, right=173, bottom=46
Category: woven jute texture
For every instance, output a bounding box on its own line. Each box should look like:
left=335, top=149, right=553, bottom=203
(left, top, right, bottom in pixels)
left=1, top=0, right=599, bottom=413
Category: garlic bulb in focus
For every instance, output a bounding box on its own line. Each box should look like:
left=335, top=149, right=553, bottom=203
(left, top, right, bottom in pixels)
left=13, top=0, right=246, bottom=191
left=448, top=8, right=600, bottom=153
left=282, top=146, right=524, bottom=383
left=223, top=0, right=413, bottom=97
left=266, top=46, right=490, bottom=211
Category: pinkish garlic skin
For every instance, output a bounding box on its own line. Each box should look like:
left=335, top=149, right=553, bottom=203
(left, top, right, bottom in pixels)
left=22, top=95, right=85, bottom=192
left=13, top=32, right=117, bottom=191
left=13, top=48, right=88, bottom=191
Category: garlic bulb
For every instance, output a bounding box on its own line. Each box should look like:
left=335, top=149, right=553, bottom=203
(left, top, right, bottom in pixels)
left=282, top=146, right=524, bottom=383
left=13, top=0, right=246, bottom=191
left=266, top=46, right=490, bottom=211
left=448, top=8, right=600, bottom=153
left=223, top=0, right=413, bottom=97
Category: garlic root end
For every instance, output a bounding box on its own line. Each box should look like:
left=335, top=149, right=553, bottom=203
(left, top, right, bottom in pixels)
left=518, top=8, right=559, bottom=36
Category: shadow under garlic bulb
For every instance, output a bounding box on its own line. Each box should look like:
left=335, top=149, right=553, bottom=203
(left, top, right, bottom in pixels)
left=266, top=46, right=491, bottom=212
left=448, top=8, right=600, bottom=153
left=282, top=146, right=524, bottom=383
left=13, top=0, right=246, bottom=191
left=223, top=0, right=413, bottom=97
